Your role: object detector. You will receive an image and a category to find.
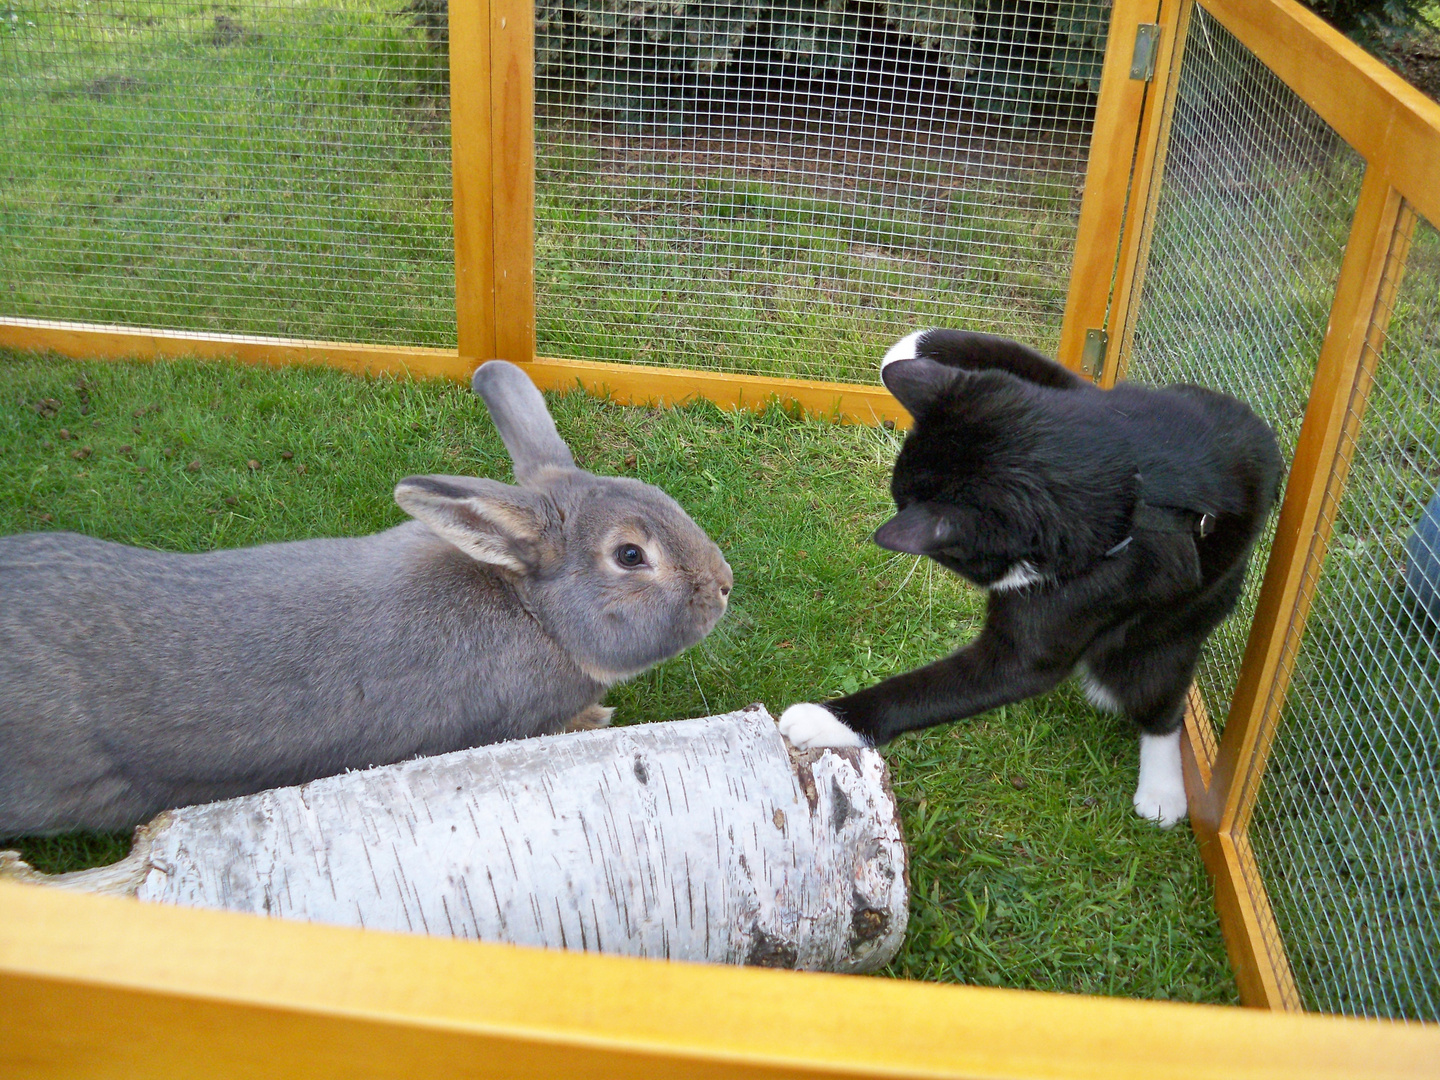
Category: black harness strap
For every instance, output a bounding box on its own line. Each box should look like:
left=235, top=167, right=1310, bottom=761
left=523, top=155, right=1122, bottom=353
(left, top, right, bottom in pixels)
left=1133, top=502, right=1215, bottom=538
left=1106, top=499, right=1215, bottom=558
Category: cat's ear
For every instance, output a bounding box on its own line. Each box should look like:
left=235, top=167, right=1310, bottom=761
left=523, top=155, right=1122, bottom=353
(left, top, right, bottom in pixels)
left=874, top=502, right=963, bottom=555
left=880, top=356, right=967, bottom=420
left=894, top=329, right=1086, bottom=390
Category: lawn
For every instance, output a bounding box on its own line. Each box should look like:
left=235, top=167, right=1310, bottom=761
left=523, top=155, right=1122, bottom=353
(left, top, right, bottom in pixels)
left=0, top=351, right=1238, bottom=1003
left=0, top=0, right=457, bottom=346
left=1, top=0, right=1091, bottom=380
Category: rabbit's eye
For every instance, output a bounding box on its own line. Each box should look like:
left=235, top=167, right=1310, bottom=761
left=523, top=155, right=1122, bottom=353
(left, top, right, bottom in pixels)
left=615, top=544, right=647, bottom=569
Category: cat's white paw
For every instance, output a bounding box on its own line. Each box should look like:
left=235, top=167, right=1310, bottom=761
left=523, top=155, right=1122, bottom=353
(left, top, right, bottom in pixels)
left=778, top=703, right=866, bottom=749
left=1133, top=730, right=1188, bottom=828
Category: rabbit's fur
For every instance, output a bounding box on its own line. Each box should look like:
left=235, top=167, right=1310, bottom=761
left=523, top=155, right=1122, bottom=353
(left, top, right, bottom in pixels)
left=0, top=362, right=732, bottom=835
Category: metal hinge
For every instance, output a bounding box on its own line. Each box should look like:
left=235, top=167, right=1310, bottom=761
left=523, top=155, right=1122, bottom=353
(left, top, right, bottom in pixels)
left=1130, top=23, right=1160, bottom=81
left=1081, top=328, right=1109, bottom=380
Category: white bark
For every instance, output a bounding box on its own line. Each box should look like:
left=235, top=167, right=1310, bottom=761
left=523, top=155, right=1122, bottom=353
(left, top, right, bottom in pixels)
left=2, top=705, right=908, bottom=973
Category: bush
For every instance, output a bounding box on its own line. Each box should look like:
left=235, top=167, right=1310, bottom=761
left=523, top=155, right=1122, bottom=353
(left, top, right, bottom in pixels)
left=1298, top=0, right=1437, bottom=44
left=403, top=0, right=1108, bottom=128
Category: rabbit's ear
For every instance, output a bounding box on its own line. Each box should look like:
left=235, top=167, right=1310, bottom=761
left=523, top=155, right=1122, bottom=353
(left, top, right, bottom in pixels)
left=471, top=361, right=576, bottom=486
left=395, top=475, right=554, bottom=573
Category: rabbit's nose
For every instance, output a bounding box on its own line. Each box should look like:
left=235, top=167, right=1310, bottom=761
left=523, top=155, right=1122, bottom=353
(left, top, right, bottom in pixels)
left=700, top=563, right=732, bottom=609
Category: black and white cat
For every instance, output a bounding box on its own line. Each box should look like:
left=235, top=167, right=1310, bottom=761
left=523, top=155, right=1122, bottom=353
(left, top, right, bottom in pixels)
left=779, top=329, right=1283, bottom=827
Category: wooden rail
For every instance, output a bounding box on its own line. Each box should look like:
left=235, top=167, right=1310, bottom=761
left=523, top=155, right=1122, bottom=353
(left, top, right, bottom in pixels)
left=0, top=318, right=910, bottom=426
left=5, top=882, right=1440, bottom=1079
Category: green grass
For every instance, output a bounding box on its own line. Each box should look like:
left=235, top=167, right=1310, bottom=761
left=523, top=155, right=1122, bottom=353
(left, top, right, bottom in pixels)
left=531, top=151, right=1084, bottom=381
left=0, top=352, right=1237, bottom=1004
left=1, top=0, right=1084, bottom=378
left=1, top=0, right=456, bottom=344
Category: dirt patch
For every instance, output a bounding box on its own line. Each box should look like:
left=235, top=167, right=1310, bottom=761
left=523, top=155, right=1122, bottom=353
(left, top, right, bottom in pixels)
left=543, top=82, right=1091, bottom=202
left=207, top=14, right=261, bottom=48
left=82, top=73, right=145, bottom=99
left=48, top=73, right=145, bottom=101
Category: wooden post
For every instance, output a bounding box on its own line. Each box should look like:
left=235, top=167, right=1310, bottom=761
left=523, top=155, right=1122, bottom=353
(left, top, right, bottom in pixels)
left=1101, top=0, right=1191, bottom=387
left=1056, top=0, right=1163, bottom=376
left=449, top=0, right=535, bottom=365
left=489, top=0, right=536, bottom=364
left=449, top=0, right=496, bottom=359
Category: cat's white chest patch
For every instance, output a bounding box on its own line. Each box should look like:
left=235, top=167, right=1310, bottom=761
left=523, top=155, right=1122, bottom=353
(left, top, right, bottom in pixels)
left=989, top=560, right=1046, bottom=593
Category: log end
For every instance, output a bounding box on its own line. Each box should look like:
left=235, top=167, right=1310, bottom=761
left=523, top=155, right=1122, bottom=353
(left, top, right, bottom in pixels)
left=781, top=733, right=908, bottom=974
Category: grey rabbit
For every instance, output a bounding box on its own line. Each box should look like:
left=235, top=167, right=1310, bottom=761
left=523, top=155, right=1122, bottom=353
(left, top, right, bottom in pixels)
left=0, top=361, right=733, bottom=835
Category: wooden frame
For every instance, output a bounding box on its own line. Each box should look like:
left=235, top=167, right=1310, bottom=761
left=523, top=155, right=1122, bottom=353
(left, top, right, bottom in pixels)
left=6, top=881, right=1440, bottom=1078
left=1059, top=0, right=1192, bottom=385
left=1054, top=0, right=1165, bottom=373
left=4, top=0, right=1440, bottom=1068
left=0, top=318, right=910, bottom=427
left=1102, top=0, right=1192, bottom=388
left=1103, top=0, right=1440, bottom=1015
left=451, top=0, right=537, bottom=363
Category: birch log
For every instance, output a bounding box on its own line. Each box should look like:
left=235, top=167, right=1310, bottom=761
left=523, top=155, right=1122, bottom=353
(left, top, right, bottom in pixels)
left=1, top=705, right=908, bottom=972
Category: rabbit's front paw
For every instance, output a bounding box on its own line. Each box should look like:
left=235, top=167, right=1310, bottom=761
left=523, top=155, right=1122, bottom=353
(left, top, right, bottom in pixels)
left=778, top=703, right=866, bottom=749
left=564, top=704, right=615, bottom=732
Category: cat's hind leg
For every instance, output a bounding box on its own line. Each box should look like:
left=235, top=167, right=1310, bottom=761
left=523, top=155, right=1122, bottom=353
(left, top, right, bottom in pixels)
left=1083, top=640, right=1200, bottom=828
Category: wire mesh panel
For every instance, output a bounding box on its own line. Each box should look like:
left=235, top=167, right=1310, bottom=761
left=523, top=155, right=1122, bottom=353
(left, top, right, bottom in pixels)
left=531, top=0, right=1111, bottom=382
left=1243, top=210, right=1440, bottom=1021
left=1118, top=3, right=1362, bottom=734
left=0, top=0, right=455, bottom=345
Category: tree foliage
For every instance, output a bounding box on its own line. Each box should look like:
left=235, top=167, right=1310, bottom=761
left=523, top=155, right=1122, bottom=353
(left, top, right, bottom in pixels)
left=1298, top=0, right=1437, bottom=44
left=403, top=0, right=1439, bottom=125
left=404, top=0, right=1110, bottom=127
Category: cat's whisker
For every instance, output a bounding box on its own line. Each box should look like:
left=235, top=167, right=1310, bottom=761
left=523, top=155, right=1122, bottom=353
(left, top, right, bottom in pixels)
left=881, top=554, right=925, bottom=604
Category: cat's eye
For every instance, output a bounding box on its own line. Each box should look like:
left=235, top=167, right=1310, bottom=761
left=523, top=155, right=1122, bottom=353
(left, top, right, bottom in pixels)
left=614, top=544, right=647, bottom=568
